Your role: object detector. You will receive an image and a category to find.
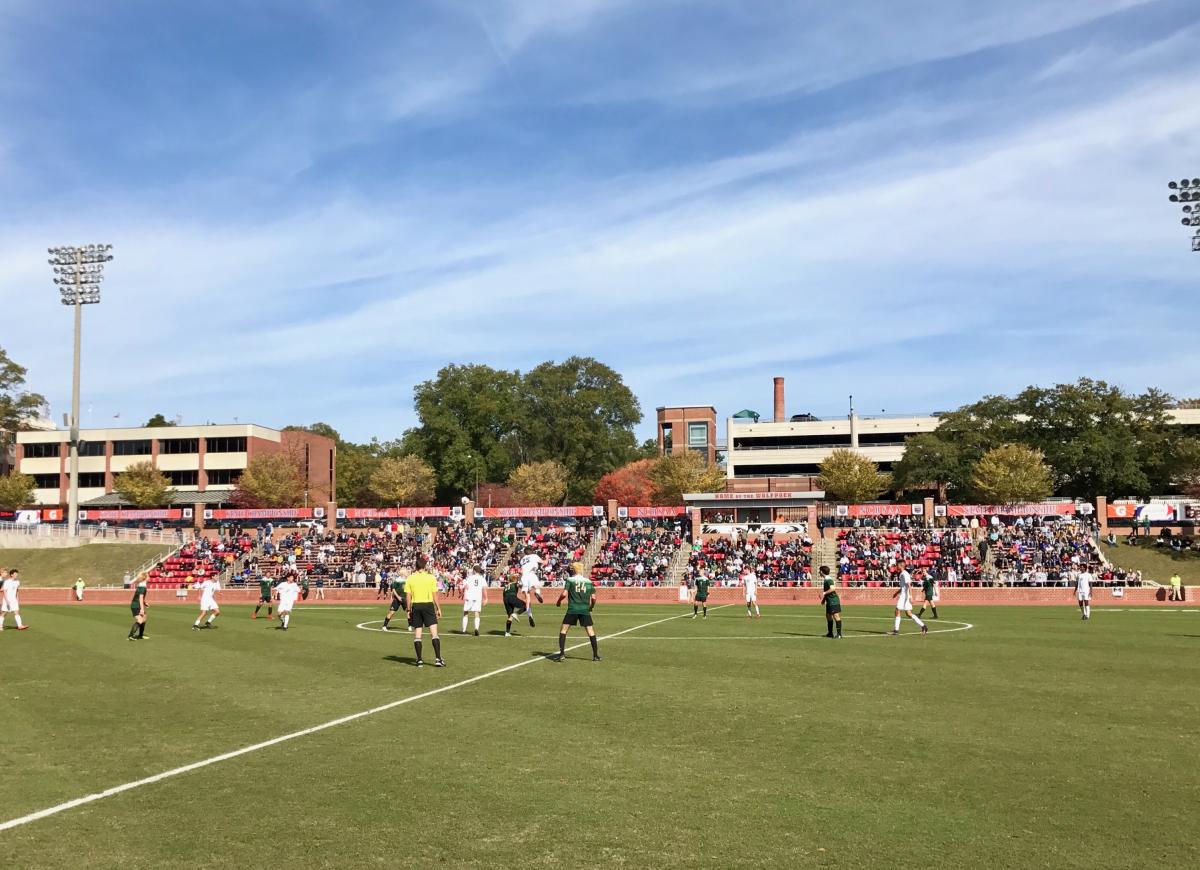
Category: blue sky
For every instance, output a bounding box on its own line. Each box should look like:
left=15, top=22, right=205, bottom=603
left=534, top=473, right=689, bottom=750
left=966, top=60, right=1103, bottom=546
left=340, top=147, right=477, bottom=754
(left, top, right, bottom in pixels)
left=2, top=0, right=1198, bottom=441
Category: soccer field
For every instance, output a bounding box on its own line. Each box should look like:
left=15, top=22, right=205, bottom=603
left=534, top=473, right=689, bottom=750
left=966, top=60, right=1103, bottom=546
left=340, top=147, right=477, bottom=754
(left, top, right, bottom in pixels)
left=2, top=602, right=1197, bottom=869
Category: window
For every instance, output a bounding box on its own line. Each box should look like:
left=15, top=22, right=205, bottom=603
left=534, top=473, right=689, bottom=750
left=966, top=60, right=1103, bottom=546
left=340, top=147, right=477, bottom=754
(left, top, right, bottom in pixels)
left=206, top=468, right=242, bottom=485
left=205, top=436, right=246, bottom=453
left=34, top=474, right=60, bottom=489
left=166, top=470, right=198, bottom=486
left=688, top=422, right=708, bottom=447
left=79, top=441, right=106, bottom=457
left=661, top=424, right=673, bottom=450
left=158, top=438, right=198, bottom=455
left=23, top=442, right=61, bottom=458
left=78, top=472, right=106, bottom=488
left=112, top=439, right=151, bottom=456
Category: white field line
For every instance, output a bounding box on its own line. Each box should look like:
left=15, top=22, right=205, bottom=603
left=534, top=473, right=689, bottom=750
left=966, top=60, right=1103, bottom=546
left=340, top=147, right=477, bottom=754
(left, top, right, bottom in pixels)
left=0, top=606, right=729, bottom=833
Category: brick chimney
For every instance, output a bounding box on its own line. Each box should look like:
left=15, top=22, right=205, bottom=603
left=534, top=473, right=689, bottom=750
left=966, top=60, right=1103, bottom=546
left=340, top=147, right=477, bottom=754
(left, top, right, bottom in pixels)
left=773, top=377, right=785, bottom=422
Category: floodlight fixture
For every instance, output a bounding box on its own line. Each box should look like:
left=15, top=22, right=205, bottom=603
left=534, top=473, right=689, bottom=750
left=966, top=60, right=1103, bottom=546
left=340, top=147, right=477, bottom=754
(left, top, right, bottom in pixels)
left=1167, top=179, right=1200, bottom=254
left=45, top=244, right=114, bottom=535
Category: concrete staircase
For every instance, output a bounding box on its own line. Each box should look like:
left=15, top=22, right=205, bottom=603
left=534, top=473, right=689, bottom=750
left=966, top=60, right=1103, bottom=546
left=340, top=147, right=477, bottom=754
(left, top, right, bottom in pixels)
left=810, top=538, right=838, bottom=575
left=666, top=542, right=693, bottom=586
left=580, top=529, right=607, bottom=575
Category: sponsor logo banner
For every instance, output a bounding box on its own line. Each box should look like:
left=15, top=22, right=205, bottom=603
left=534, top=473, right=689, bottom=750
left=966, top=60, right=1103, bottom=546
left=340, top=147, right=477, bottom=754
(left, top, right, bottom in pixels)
left=80, top=509, right=183, bottom=521
left=1107, top=502, right=1181, bottom=521
left=947, top=503, right=1075, bottom=517
left=626, top=506, right=686, bottom=518
left=836, top=504, right=913, bottom=517
left=340, top=507, right=452, bottom=519
left=478, top=506, right=598, bottom=518
left=209, top=508, right=315, bottom=520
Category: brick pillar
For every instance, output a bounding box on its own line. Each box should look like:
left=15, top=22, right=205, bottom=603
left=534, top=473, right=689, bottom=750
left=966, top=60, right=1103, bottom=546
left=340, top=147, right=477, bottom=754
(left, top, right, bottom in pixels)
left=326, top=501, right=338, bottom=530
left=806, top=504, right=817, bottom=535
left=607, top=499, right=618, bottom=522
left=465, top=500, right=476, bottom=526
left=104, top=439, right=113, bottom=493
left=1096, top=496, right=1107, bottom=536
left=689, top=507, right=702, bottom=537
left=924, top=497, right=935, bottom=528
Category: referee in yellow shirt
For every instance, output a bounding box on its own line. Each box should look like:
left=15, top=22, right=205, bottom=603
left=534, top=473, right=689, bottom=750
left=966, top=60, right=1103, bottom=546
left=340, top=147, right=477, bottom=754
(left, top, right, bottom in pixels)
left=405, top=555, right=445, bottom=668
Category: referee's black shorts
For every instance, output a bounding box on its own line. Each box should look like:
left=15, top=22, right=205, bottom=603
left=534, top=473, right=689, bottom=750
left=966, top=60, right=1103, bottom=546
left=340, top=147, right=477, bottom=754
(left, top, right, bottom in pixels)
left=409, top=602, right=438, bottom=628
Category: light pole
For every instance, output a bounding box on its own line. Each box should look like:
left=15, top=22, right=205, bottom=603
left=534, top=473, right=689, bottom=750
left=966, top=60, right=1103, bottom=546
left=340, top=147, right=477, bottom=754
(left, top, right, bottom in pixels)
left=1167, top=177, right=1200, bottom=252
left=48, top=244, right=113, bottom=535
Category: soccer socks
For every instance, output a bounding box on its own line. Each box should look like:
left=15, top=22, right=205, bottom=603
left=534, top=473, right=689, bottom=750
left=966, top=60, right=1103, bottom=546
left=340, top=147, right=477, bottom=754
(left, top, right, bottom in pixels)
left=693, top=604, right=698, bottom=615
left=558, top=634, right=566, bottom=656
left=207, top=614, right=216, bottom=625
left=1084, top=605, right=1090, bottom=619
left=474, top=615, right=481, bottom=632
left=589, top=635, right=599, bottom=658
left=917, top=606, right=925, bottom=617
left=432, top=637, right=441, bottom=660
left=14, top=614, right=23, bottom=628
left=826, top=618, right=834, bottom=637
left=462, top=614, right=469, bottom=633
left=754, top=604, right=760, bottom=617
left=128, top=621, right=139, bottom=638
left=383, top=614, right=392, bottom=628
left=894, top=615, right=902, bottom=632
left=137, top=621, right=146, bottom=638
left=194, top=617, right=202, bottom=627
left=836, top=620, right=843, bottom=638
left=931, top=607, right=938, bottom=619
left=253, top=605, right=261, bottom=616
left=703, top=606, right=707, bottom=617
left=414, top=640, right=423, bottom=662
left=911, top=614, right=926, bottom=629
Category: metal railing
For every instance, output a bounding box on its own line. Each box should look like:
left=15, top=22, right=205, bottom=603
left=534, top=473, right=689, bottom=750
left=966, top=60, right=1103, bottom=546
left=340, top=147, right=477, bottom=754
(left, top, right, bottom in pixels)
left=0, top=521, right=191, bottom=546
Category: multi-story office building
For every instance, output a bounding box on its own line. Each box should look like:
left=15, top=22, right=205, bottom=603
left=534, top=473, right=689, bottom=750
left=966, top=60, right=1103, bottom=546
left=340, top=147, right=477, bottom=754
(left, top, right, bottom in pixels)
left=15, top=424, right=335, bottom=508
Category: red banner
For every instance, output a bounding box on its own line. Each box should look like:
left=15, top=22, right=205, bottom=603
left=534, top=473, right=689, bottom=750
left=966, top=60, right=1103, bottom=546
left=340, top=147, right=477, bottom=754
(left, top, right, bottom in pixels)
left=40, top=508, right=63, bottom=522
left=79, top=509, right=182, bottom=521
left=209, top=508, right=314, bottom=520
left=626, top=506, right=687, bottom=518
left=840, top=504, right=912, bottom=517
left=479, top=506, right=598, bottom=518
left=341, top=507, right=452, bottom=519
left=947, top=504, right=1075, bottom=517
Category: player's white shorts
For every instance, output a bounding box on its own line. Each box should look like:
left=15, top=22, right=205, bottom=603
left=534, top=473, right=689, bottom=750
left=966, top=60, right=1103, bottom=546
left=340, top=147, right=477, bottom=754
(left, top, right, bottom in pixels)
left=896, top=591, right=912, bottom=611
left=200, top=597, right=218, bottom=611
left=1076, top=589, right=1090, bottom=602
left=1, top=597, right=16, bottom=613
left=278, top=601, right=296, bottom=614
left=520, top=574, right=541, bottom=592
left=745, top=590, right=758, bottom=603
left=463, top=597, right=482, bottom=613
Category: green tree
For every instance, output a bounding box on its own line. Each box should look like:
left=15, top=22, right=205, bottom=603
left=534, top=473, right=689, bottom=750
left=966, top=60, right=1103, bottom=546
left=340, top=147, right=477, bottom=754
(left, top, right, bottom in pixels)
left=649, top=450, right=726, bottom=504
left=507, top=460, right=569, bottom=505
left=408, top=364, right=524, bottom=500
left=891, top=433, right=968, bottom=502
left=818, top=449, right=891, bottom=504
left=369, top=455, right=437, bottom=506
left=233, top=452, right=305, bottom=508
left=0, top=472, right=35, bottom=509
left=519, top=357, right=642, bottom=503
left=143, top=413, right=176, bottom=427
left=971, top=444, right=1053, bottom=504
left=0, top=346, right=46, bottom=463
left=113, top=461, right=175, bottom=508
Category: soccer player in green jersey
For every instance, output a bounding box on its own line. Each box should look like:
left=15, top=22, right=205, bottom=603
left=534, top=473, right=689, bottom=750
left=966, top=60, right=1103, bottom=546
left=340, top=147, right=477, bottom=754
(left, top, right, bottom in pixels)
left=502, top=574, right=529, bottom=637
left=692, top=572, right=711, bottom=619
left=127, top=579, right=148, bottom=640
left=917, top=569, right=940, bottom=619
left=252, top=576, right=274, bottom=620
left=382, top=570, right=410, bottom=632
left=819, top=565, right=842, bottom=639
left=552, top=562, right=600, bottom=662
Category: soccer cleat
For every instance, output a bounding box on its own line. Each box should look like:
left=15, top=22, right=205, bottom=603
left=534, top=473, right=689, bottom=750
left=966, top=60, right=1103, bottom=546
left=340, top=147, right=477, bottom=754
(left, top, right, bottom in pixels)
left=434, top=659, right=446, bottom=667
left=528, top=616, right=536, bottom=628
left=381, top=626, right=389, bottom=632
left=920, top=625, right=928, bottom=635
left=416, top=660, right=424, bottom=668
left=128, top=636, right=136, bottom=641
left=474, top=629, right=479, bottom=637
left=15, top=625, right=28, bottom=631
left=592, top=655, right=602, bottom=662
left=888, top=630, right=899, bottom=636
left=550, top=653, right=564, bottom=662
left=824, top=633, right=833, bottom=639
left=192, top=625, right=201, bottom=631
left=504, top=631, right=511, bottom=637
left=251, top=614, right=257, bottom=620
left=267, top=615, right=274, bottom=620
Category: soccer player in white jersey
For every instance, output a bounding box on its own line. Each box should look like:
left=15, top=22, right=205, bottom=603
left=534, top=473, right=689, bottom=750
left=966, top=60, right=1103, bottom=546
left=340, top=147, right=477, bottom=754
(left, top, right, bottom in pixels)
left=275, top=574, right=301, bottom=631
left=461, top=564, right=488, bottom=636
left=193, top=576, right=221, bottom=631
left=519, top=548, right=544, bottom=625
left=1075, top=568, right=1094, bottom=620
left=889, top=561, right=928, bottom=636
left=0, top=569, right=28, bottom=631
left=742, top=564, right=761, bottom=618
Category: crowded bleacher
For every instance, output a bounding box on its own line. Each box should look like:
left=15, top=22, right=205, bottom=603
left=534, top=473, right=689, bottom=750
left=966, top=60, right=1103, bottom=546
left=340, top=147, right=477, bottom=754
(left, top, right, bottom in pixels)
left=430, top=523, right=513, bottom=580
left=685, top=531, right=813, bottom=587
left=590, top=523, right=680, bottom=587
left=836, top=527, right=982, bottom=587
left=509, top=521, right=598, bottom=587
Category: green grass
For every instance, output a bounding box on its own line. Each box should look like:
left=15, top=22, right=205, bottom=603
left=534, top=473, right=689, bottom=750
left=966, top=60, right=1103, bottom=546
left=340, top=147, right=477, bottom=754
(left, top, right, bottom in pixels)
left=1103, top=538, right=1200, bottom=585
left=0, top=544, right=173, bottom=586
left=1, top=603, right=1198, bottom=869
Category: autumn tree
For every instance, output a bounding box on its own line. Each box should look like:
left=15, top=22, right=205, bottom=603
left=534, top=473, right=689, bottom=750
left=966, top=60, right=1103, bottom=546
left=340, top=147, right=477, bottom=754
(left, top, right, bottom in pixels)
left=0, top=472, right=35, bottom=509
left=113, top=461, right=175, bottom=508
left=649, top=451, right=725, bottom=504
left=817, top=449, right=891, bottom=504
left=507, top=460, right=569, bottom=506
left=971, top=444, right=1053, bottom=504
left=594, top=459, right=657, bottom=506
left=0, top=345, right=45, bottom=466
left=369, top=456, right=437, bottom=506
left=233, top=452, right=305, bottom=508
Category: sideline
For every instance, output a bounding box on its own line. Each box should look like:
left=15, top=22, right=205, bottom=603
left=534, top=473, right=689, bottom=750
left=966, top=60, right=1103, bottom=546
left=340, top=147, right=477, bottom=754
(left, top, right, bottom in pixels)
left=0, top=606, right=729, bottom=833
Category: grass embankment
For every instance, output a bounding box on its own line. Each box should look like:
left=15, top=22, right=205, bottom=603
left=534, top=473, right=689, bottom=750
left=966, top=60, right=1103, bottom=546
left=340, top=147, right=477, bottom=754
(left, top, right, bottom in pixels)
left=0, top=543, right=173, bottom=586
left=1103, top=538, right=1200, bottom=585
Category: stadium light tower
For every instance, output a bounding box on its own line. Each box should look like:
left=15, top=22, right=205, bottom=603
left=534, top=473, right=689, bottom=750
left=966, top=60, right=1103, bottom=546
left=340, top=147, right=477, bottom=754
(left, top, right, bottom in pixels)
left=47, top=244, right=113, bottom=535
left=1167, top=177, right=1200, bottom=252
